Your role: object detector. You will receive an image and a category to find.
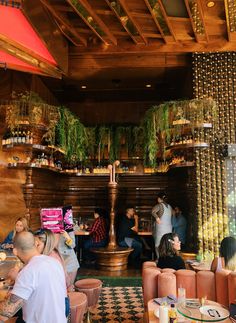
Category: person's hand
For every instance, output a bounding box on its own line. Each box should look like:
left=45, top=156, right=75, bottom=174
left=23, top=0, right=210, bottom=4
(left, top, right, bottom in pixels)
left=84, top=224, right=89, bottom=230
left=7, top=267, right=20, bottom=282
left=4, top=244, right=13, bottom=249
left=61, top=230, right=70, bottom=240
left=156, top=217, right=161, bottom=224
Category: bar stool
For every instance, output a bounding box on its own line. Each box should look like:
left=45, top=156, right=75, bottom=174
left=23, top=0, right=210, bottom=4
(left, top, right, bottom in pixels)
left=74, top=278, right=102, bottom=323
left=68, top=291, right=88, bottom=323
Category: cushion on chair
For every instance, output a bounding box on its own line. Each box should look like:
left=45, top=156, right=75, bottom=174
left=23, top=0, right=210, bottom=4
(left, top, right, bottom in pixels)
left=142, top=267, right=160, bottom=308
left=158, top=273, right=176, bottom=298
left=161, top=268, right=176, bottom=274
left=75, top=278, right=102, bottom=308
left=75, top=278, right=102, bottom=290
left=197, top=271, right=216, bottom=301
left=215, top=270, right=230, bottom=307
left=142, top=261, right=157, bottom=270
left=176, top=269, right=196, bottom=299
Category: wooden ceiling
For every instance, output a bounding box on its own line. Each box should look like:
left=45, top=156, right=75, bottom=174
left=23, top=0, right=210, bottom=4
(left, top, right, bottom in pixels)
left=15, top=0, right=236, bottom=100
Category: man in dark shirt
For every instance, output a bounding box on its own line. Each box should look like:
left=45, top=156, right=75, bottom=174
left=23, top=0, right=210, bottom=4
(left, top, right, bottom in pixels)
left=117, top=207, right=142, bottom=265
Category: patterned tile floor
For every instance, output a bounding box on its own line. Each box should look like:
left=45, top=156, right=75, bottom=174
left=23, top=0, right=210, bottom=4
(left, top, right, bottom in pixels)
left=90, top=286, right=144, bottom=322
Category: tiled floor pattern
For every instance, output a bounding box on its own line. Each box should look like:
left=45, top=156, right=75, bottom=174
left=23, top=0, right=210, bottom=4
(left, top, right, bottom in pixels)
left=90, top=286, right=144, bottom=322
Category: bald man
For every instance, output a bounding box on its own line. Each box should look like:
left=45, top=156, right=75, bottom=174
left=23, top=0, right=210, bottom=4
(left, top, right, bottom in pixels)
left=6, top=231, right=67, bottom=323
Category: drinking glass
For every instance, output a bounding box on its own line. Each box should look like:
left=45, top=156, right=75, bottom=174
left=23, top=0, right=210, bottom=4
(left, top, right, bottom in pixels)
left=178, top=287, right=186, bottom=304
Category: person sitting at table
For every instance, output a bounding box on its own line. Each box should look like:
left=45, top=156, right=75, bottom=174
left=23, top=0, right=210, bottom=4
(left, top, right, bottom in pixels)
left=2, top=231, right=67, bottom=323
left=211, top=236, right=236, bottom=272
left=157, top=232, right=186, bottom=270
left=172, top=205, right=187, bottom=246
left=83, top=208, right=108, bottom=263
left=1, top=217, right=29, bottom=250
left=117, top=207, right=142, bottom=267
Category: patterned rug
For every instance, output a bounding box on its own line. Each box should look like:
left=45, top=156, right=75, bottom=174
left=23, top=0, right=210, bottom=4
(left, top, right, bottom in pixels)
left=90, top=286, right=144, bottom=322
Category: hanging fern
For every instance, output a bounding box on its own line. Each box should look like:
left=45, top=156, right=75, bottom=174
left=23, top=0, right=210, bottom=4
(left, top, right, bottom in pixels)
left=142, top=98, right=216, bottom=166
left=56, top=107, right=88, bottom=162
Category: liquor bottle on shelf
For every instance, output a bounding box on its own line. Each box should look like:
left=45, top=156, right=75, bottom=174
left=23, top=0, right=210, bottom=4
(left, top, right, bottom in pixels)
left=22, top=131, right=26, bottom=144
left=2, top=131, right=7, bottom=146
left=29, top=131, right=33, bottom=144
left=17, top=130, right=22, bottom=144
left=26, top=131, right=30, bottom=144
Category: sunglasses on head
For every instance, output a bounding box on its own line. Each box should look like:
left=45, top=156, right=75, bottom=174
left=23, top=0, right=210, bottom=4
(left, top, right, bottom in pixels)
left=34, top=228, right=46, bottom=236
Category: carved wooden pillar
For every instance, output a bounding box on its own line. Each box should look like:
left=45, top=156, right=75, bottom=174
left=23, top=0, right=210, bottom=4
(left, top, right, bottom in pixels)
left=108, top=182, right=118, bottom=249
left=22, top=167, right=34, bottom=223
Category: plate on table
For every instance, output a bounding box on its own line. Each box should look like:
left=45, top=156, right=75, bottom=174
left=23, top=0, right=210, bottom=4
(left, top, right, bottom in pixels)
left=185, top=299, right=201, bottom=308
left=200, top=305, right=229, bottom=319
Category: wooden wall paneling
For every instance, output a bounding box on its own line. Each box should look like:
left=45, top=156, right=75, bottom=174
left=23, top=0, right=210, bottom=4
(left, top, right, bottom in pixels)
left=0, top=166, right=27, bottom=242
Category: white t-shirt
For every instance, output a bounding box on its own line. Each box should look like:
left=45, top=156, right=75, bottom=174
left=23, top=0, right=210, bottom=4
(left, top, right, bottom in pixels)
left=12, top=255, right=67, bottom=323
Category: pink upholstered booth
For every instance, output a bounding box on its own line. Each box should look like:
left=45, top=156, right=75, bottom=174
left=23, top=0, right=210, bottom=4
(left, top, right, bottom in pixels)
left=142, top=261, right=236, bottom=309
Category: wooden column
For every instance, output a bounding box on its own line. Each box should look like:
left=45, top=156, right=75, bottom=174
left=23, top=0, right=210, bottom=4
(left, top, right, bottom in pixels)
left=108, top=182, right=118, bottom=249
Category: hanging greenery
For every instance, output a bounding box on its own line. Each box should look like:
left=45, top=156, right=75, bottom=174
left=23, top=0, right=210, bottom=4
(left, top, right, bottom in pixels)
left=56, top=107, right=88, bottom=162
left=142, top=98, right=217, bottom=166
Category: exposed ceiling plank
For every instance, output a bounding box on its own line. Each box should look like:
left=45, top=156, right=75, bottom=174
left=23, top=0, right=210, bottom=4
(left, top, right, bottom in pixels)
left=223, top=0, right=236, bottom=41
left=70, top=38, right=236, bottom=54
left=66, top=0, right=117, bottom=45
left=105, top=0, right=145, bottom=44
left=118, top=0, right=148, bottom=44
left=143, top=0, right=170, bottom=43
left=184, top=0, right=208, bottom=43
left=68, top=53, right=190, bottom=78
left=0, top=35, right=61, bottom=78
left=40, top=0, right=87, bottom=46
left=156, top=0, right=177, bottom=42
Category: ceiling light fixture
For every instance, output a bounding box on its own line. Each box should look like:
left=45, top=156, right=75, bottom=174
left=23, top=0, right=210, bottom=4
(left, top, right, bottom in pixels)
left=81, top=85, right=87, bottom=89
left=146, top=84, right=152, bottom=88
left=207, top=1, right=215, bottom=8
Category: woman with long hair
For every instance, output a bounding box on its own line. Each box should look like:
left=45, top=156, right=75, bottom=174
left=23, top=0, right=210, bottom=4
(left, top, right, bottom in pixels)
left=211, top=236, right=236, bottom=272
left=1, top=217, right=29, bottom=249
left=157, top=232, right=186, bottom=270
left=151, top=192, right=172, bottom=258
left=34, top=229, right=69, bottom=277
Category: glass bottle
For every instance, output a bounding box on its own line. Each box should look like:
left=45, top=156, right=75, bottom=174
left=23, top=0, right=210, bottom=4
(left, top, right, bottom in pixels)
left=168, top=304, right=177, bottom=323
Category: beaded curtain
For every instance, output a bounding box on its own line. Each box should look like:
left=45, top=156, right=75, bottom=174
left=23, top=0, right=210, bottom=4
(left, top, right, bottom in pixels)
left=193, top=52, right=236, bottom=255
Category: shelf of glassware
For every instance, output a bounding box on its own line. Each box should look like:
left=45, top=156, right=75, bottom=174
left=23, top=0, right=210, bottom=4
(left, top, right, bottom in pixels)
left=167, top=142, right=209, bottom=151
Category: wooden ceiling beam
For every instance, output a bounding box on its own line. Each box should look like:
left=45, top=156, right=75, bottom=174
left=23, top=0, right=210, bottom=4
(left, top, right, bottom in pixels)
left=68, top=53, right=190, bottom=77
left=40, top=0, right=87, bottom=46
left=184, top=0, right=208, bottom=43
left=105, top=0, right=146, bottom=44
left=118, top=0, right=148, bottom=44
left=143, top=0, right=170, bottom=43
left=224, top=0, right=236, bottom=42
left=69, top=38, right=236, bottom=54
left=66, top=0, right=117, bottom=45
left=143, top=0, right=177, bottom=43
left=105, top=0, right=145, bottom=44
left=157, top=0, right=177, bottom=42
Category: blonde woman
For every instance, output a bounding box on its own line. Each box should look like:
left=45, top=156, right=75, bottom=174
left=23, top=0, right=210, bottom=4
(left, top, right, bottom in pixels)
left=34, top=228, right=65, bottom=266
left=1, top=217, right=29, bottom=249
